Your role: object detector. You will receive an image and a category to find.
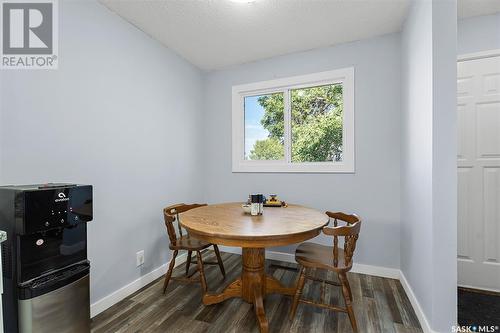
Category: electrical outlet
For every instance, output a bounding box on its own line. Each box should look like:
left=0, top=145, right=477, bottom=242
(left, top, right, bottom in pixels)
left=136, top=250, right=145, bottom=267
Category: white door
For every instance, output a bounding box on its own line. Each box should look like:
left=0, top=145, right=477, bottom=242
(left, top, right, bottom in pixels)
left=458, top=53, right=500, bottom=292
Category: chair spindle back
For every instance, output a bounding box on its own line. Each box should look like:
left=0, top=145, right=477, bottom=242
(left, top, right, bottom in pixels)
left=323, top=212, right=361, bottom=268
left=163, top=203, right=207, bottom=243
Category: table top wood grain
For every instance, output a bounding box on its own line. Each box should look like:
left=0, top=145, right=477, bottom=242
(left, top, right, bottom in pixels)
left=180, top=202, right=329, bottom=248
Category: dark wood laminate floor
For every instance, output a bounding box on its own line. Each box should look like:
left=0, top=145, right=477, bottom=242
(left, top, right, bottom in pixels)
left=91, top=252, right=422, bottom=333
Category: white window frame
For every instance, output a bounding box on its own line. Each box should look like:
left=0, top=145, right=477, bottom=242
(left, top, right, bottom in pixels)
left=232, top=67, right=355, bottom=173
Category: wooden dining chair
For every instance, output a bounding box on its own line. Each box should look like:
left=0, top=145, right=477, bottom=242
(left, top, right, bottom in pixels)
left=289, top=212, right=361, bottom=332
left=162, top=203, right=226, bottom=294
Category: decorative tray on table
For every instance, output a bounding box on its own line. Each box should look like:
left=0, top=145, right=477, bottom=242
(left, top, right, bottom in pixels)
left=264, top=194, right=286, bottom=207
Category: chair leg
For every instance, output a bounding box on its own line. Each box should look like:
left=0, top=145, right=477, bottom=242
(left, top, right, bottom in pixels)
left=196, top=251, right=208, bottom=293
left=163, top=250, right=178, bottom=294
left=344, top=272, right=353, bottom=301
left=213, top=244, right=226, bottom=277
left=289, top=266, right=307, bottom=320
left=185, top=251, right=192, bottom=276
left=339, top=272, right=357, bottom=333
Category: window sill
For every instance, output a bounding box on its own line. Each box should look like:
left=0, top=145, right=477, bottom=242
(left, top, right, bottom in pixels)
left=231, top=161, right=355, bottom=173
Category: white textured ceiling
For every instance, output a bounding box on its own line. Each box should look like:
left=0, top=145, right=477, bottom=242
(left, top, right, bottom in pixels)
left=100, top=0, right=411, bottom=71
left=100, top=0, right=500, bottom=71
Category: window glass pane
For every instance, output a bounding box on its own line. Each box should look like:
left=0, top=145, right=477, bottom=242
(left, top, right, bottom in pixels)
left=244, top=93, right=284, bottom=160
left=291, top=84, right=343, bottom=162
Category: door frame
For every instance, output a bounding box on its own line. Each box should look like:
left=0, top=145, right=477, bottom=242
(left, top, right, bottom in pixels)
left=457, top=48, right=500, bottom=293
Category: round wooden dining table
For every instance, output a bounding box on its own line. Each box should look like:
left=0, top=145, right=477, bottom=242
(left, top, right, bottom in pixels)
left=180, top=202, right=329, bottom=333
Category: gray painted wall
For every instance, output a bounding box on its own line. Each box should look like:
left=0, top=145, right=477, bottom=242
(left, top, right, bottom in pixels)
left=0, top=1, right=204, bottom=303
left=401, top=1, right=457, bottom=331
left=0, top=71, right=2, bottom=185
left=401, top=0, right=434, bottom=322
left=202, top=34, right=402, bottom=269
left=458, top=13, right=500, bottom=55
left=431, top=1, right=457, bottom=331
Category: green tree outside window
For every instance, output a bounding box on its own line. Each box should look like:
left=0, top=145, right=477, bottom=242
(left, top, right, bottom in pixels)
left=249, top=84, right=343, bottom=162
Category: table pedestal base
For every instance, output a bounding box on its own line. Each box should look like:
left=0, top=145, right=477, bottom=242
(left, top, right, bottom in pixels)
left=202, top=248, right=296, bottom=333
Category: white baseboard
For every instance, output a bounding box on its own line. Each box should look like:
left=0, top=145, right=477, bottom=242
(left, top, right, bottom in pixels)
left=351, top=262, right=400, bottom=279
left=90, top=252, right=187, bottom=318
left=218, top=246, right=400, bottom=279
left=218, top=246, right=242, bottom=255
left=399, top=271, right=435, bottom=333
